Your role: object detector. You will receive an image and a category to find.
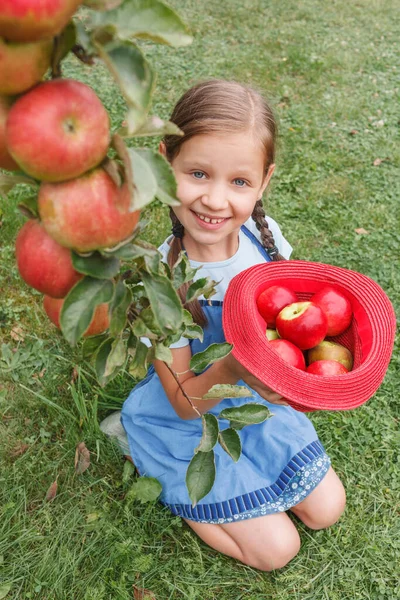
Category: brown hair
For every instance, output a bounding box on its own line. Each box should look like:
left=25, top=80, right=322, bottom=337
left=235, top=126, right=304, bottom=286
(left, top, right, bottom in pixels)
left=164, top=79, right=285, bottom=326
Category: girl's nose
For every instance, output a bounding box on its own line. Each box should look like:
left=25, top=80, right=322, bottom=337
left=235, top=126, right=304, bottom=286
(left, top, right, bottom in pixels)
left=201, top=183, right=229, bottom=212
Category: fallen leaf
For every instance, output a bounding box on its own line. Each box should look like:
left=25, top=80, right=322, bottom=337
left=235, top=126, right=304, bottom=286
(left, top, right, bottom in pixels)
left=0, top=583, right=12, bottom=599
left=75, top=442, right=91, bottom=474
left=354, top=228, right=369, bottom=235
left=133, top=585, right=157, bottom=600
left=10, top=326, right=24, bottom=341
left=373, top=158, right=382, bottom=166
left=32, top=368, right=46, bottom=380
left=45, top=480, right=58, bottom=502
left=10, top=443, right=29, bottom=457
left=71, top=366, right=79, bottom=384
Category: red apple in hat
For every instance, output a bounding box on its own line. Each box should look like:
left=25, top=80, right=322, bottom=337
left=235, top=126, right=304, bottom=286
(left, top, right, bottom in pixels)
left=311, top=286, right=352, bottom=336
left=0, top=96, right=19, bottom=170
left=43, top=296, right=110, bottom=337
left=0, top=37, right=52, bottom=96
left=257, top=285, right=298, bottom=327
left=269, top=339, right=306, bottom=370
left=38, top=167, right=140, bottom=252
left=276, top=301, right=328, bottom=350
left=0, top=0, right=82, bottom=43
left=265, top=329, right=279, bottom=341
left=306, top=360, right=349, bottom=376
left=6, top=79, right=110, bottom=182
left=16, top=220, right=82, bottom=298
left=308, top=340, right=353, bottom=371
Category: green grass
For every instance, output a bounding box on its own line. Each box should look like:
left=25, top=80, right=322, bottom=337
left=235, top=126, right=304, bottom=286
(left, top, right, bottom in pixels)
left=1, top=0, right=399, bottom=598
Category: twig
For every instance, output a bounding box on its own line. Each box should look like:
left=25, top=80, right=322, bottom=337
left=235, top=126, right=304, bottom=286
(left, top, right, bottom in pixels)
left=163, top=361, right=201, bottom=418
left=72, top=45, right=96, bottom=65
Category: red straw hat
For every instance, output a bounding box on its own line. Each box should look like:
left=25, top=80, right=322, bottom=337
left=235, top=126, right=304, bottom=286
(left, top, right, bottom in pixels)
left=222, top=261, right=396, bottom=411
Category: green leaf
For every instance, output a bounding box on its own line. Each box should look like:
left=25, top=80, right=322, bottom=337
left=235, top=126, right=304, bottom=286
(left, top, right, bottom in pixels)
left=122, top=459, right=135, bottom=484
left=75, top=20, right=97, bottom=55
left=17, top=195, right=38, bottom=218
left=71, top=251, right=121, bottom=279
left=60, top=277, right=114, bottom=346
left=131, top=311, right=160, bottom=339
left=104, top=336, right=127, bottom=378
left=141, top=271, right=183, bottom=334
left=51, top=21, right=76, bottom=76
left=218, top=428, right=241, bottom=462
left=109, top=280, right=132, bottom=336
left=186, top=277, right=218, bottom=303
left=154, top=343, right=173, bottom=364
left=135, top=149, right=179, bottom=207
left=84, top=0, right=124, bottom=9
left=219, top=403, right=271, bottom=430
left=127, top=476, right=162, bottom=504
left=95, top=338, right=116, bottom=386
left=119, top=114, right=182, bottom=138
left=186, top=450, right=215, bottom=507
left=94, top=38, right=155, bottom=130
left=128, top=339, right=149, bottom=379
left=172, top=254, right=198, bottom=290
left=82, top=333, right=109, bottom=359
left=183, top=322, right=204, bottom=342
left=195, top=414, right=219, bottom=453
left=103, top=239, right=160, bottom=261
left=127, top=148, right=158, bottom=210
left=0, top=173, right=38, bottom=197
left=89, top=0, right=192, bottom=47
left=202, top=384, right=251, bottom=400
left=0, top=583, right=11, bottom=599
left=189, top=342, right=233, bottom=374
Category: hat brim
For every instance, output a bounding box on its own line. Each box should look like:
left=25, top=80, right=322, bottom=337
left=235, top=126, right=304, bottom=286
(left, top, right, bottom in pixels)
left=222, top=261, right=396, bottom=411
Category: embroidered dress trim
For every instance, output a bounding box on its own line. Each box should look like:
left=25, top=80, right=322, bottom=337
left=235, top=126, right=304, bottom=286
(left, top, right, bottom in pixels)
left=165, top=440, right=329, bottom=522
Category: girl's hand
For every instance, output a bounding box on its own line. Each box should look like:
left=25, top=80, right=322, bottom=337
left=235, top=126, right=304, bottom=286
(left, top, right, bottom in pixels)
left=224, top=353, right=289, bottom=406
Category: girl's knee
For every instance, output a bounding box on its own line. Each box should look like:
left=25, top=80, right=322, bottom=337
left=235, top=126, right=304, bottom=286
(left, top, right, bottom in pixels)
left=243, top=526, right=301, bottom=571
left=305, top=480, right=346, bottom=530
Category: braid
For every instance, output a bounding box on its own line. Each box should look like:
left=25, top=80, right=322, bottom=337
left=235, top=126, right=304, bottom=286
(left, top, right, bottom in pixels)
left=252, top=199, right=286, bottom=262
left=167, top=209, right=207, bottom=327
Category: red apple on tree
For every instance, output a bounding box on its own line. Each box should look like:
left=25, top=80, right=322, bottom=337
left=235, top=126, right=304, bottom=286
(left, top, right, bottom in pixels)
left=0, top=0, right=82, bottom=43
left=43, top=296, right=110, bottom=337
left=308, top=341, right=353, bottom=371
left=6, top=79, right=110, bottom=182
left=276, top=302, right=328, bottom=350
left=16, top=220, right=82, bottom=298
left=269, top=339, right=306, bottom=370
left=257, top=285, right=298, bottom=327
left=306, top=360, right=349, bottom=376
left=311, top=286, right=352, bottom=336
left=0, top=36, right=52, bottom=96
left=0, top=97, right=19, bottom=170
left=38, top=168, right=140, bottom=252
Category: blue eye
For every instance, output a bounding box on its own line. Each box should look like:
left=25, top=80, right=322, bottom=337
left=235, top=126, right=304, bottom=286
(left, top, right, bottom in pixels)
left=192, top=171, right=205, bottom=179
left=234, top=179, right=246, bottom=187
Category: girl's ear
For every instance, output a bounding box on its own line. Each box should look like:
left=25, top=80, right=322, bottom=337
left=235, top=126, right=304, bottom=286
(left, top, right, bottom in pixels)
left=260, top=163, right=275, bottom=195
left=159, top=141, right=167, bottom=156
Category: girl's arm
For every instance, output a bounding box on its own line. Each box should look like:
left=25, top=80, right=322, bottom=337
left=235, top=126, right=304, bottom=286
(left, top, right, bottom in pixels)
left=153, top=347, right=286, bottom=420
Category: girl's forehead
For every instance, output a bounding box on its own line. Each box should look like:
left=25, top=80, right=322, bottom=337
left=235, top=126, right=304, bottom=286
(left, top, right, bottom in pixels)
left=177, top=131, right=265, bottom=165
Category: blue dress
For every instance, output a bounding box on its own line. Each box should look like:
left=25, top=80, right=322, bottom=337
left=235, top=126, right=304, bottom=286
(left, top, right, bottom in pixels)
left=121, top=222, right=331, bottom=524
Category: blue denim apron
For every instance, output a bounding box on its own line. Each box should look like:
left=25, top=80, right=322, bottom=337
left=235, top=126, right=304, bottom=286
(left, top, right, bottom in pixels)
left=121, top=226, right=330, bottom=523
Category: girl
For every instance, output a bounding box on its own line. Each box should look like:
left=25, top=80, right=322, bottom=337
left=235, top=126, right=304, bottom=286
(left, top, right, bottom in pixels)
left=105, top=79, right=346, bottom=572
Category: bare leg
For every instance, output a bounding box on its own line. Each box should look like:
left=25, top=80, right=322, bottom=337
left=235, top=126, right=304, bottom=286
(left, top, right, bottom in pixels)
left=290, top=467, right=346, bottom=529
left=184, top=512, right=301, bottom=571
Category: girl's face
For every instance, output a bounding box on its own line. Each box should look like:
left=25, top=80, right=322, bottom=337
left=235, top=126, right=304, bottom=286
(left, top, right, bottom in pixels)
left=163, top=131, right=274, bottom=262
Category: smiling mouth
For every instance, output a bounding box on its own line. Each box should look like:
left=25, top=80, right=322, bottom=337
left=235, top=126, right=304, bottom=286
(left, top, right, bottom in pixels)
left=193, top=211, right=229, bottom=224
